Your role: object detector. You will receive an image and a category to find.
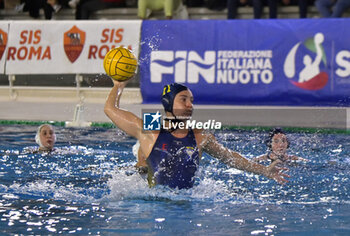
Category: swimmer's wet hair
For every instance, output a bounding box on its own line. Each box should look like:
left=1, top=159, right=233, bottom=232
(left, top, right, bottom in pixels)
left=265, top=127, right=289, bottom=149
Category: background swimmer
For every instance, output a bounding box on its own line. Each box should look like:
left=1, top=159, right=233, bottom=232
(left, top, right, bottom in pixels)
left=254, top=128, right=308, bottom=164
left=35, top=124, right=56, bottom=152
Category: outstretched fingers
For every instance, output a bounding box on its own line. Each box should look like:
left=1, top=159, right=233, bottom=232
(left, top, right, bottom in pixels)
left=276, top=171, right=290, bottom=184
left=268, top=160, right=290, bottom=184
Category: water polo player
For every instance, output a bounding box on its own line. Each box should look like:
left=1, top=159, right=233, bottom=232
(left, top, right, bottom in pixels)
left=104, top=80, right=289, bottom=189
left=35, top=124, right=56, bottom=152
left=254, top=128, right=308, bottom=164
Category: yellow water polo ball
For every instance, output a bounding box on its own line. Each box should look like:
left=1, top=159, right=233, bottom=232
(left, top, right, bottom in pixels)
left=103, top=46, right=138, bottom=81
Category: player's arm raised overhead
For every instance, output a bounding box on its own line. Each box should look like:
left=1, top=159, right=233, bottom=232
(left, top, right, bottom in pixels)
left=104, top=80, right=143, bottom=139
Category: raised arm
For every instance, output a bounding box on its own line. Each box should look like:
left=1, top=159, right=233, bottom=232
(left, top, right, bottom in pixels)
left=200, top=133, right=289, bottom=184
left=104, top=80, right=143, bottom=139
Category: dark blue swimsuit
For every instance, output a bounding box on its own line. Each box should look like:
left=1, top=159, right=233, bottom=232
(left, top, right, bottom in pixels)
left=147, top=128, right=199, bottom=189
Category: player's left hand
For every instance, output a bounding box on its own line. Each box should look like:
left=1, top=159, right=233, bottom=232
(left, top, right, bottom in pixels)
left=265, top=160, right=290, bottom=184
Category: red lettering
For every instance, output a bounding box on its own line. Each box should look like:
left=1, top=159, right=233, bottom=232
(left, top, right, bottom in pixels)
left=7, top=47, right=16, bottom=60
left=6, top=46, right=51, bottom=61
left=88, top=45, right=98, bottom=59
left=110, top=29, right=114, bottom=43
left=19, top=31, right=28, bottom=44
left=17, top=47, right=28, bottom=60
left=42, top=46, right=51, bottom=60
left=115, top=28, right=123, bottom=43
left=101, top=28, right=124, bottom=44
left=162, top=144, right=167, bottom=150
left=19, top=30, right=41, bottom=44
left=99, top=45, right=109, bottom=59
left=101, top=29, right=109, bottom=43
left=29, top=46, right=42, bottom=60
left=88, top=45, right=132, bottom=59
left=33, top=30, right=41, bottom=44
left=28, top=30, right=33, bottom=44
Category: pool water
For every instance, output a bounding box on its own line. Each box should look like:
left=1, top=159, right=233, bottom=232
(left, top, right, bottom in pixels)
left=0, top=125, right=349, bottom=235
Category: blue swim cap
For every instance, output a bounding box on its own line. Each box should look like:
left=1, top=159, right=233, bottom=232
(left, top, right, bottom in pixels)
left=161, top=83, right=188, bottom=113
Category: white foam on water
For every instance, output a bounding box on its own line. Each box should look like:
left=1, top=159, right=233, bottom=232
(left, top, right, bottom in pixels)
left=190, top=177, right=231, bottom=202
left=8, top=180, right=98, bottom=203
left=2, top=193, right=19, bottom=200
left=105, top=166, right=234, bottom=203
left=105, top=168, right=151, bottom=201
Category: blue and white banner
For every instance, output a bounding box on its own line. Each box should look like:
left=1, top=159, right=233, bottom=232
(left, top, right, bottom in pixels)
left=139, top=19, right=350, bottom=106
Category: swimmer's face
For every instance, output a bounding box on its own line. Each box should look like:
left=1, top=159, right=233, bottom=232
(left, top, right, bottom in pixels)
left=39, top=125, right=55, bottom=150
left=172, top=89, right=193, bottom=119
left=271, top=133, right=288, bottom=155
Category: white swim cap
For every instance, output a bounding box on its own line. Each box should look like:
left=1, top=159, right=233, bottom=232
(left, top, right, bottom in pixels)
left=35, top=124, right=56, bottom=148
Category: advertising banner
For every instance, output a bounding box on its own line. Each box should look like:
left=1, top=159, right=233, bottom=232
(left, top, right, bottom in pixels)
left=0, top=21, right=10, bottom=74
left=5, top=20, right=141, bottom=74
left=140, top=19, right=350, bottom=106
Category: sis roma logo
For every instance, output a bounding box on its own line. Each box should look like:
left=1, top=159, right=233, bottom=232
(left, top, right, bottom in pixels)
left=1, top=24, right=131, bottom=65
left=63, top=25, right=131, bottom=63
left=283, top=33, right=329, bottom=91
left=63, top=25, right=86, bottom=63
left=0, top=29, right=8, bottom=61
left=0, top=26, right=85, bottom=63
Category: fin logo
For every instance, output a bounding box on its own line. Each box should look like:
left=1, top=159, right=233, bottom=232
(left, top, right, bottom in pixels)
left=150, top=51, right=216, bottom=83
left=283, top=33, right=329, bottom=90
left=63, top=26, right=86, bottom=63
left=0, top=29, right=8, bottom=61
